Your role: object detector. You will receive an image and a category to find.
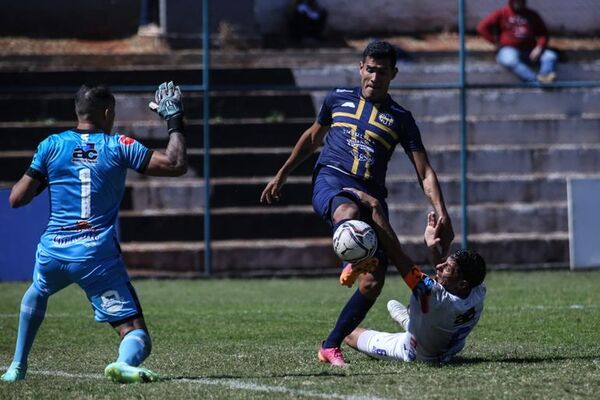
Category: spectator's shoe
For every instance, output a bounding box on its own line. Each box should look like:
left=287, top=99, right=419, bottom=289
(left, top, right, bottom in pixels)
left=1, top=362, right=26, bottom=382
left=318, top=343, right=348, bottom=367
left=339, top=257, right=379, bottom=287
left=537, top=72, right=556, bottom=84
left=104, top=362, right=160, bottom=383
left=387, top=300, right=409, bottom=331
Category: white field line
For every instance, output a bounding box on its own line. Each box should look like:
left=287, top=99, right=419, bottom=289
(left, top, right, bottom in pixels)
left=0, top=366, right=388, bottom=400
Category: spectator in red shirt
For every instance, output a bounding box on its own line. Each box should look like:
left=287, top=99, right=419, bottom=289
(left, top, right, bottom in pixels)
left=477, top=0, right=557, bottom=84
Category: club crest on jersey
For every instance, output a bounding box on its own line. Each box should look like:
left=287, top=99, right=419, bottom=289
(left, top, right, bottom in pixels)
left=72, top=142, right=98, bottom=163
left=119, top=136, right=136, bottom=145
left=377, top=113, right=394, bottom=127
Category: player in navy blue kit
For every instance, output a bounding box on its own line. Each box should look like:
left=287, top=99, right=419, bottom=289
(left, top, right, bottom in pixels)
left=261, top=41, right=454, bottom=367
left=1, top=82, right=187, bottom=383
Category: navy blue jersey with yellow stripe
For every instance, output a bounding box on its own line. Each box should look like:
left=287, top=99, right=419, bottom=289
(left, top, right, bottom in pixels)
left=316, top=87, right=424, bottom=187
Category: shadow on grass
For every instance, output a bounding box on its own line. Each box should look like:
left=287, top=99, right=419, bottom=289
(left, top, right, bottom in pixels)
left=449, top=354, right=600, bottom=365
left=162, top=369, right=402, bottom=381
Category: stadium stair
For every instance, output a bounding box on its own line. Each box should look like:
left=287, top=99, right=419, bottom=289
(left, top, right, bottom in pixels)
left=1, top=49, right=599, bottom=275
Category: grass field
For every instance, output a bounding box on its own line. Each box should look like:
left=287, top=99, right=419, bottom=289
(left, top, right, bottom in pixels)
left=2, top=271, right=600, bottom=399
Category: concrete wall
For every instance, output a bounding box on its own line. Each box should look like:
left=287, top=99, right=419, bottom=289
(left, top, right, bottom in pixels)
left=0, top=0, right=139, bottom=38
left=255, top=0, right=600, bottom=36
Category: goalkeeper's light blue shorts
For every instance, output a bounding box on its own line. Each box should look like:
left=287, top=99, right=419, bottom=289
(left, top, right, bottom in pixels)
left=32, top=247, right=142, bottom=323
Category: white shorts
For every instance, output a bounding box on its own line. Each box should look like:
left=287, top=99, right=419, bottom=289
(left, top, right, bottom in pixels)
left=356, top=329, right=416, bottom=362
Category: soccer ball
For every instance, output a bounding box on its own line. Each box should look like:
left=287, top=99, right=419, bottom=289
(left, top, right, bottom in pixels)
left=332, top=220, right=378, bottom=263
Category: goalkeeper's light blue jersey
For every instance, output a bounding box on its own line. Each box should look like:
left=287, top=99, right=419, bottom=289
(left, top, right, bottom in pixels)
left=28, top=129, right=152, bottom=262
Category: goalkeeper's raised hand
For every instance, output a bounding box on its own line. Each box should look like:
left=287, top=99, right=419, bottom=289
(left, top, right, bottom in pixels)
left=149, top=81, right=184, bottom=134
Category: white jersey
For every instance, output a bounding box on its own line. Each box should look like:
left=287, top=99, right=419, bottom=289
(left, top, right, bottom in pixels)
left=407, top=279, right=486, bottom=362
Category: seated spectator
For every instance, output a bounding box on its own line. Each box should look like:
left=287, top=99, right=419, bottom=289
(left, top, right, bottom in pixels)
left=477, top=0, right=557, bottom=84
left=288, top=0, right=328, bottom=45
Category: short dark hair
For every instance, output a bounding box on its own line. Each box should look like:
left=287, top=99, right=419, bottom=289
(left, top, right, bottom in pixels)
left=362, top=40, right=397, bottom=68
left=75, top=84, right=115, bottom=118
left=451, top=249, right=486, bottom=288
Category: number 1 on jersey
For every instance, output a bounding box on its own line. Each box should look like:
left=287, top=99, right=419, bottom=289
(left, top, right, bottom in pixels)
left=79, top=168, right=91, bottom=219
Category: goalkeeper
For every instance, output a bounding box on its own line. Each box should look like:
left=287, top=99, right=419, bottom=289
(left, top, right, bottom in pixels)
left=343, top=188, right=486, bottom=363
left=2, top=82, right=187, bottom=383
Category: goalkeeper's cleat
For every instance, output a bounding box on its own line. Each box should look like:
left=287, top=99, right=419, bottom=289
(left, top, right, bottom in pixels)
left=318, top=343, right=348, bottom=367
left=104, top=362, right=160, bottom=384
left=387, top=300, right=410, bottom=331
left=1, top=362, right=26, bottom=382
left=339, top=257, right=379, bottom=287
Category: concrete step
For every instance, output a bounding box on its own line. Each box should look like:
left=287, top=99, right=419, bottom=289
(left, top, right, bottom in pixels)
left=3, top=114, right=599, bottom=152
left=2, top=86, right=598, bottom=124
left=119, top=174, right=584, bottom=210
left=1, top=49, right=599, bottom=71
left=418, top=114, right=600, bottom=147
left=0, top=67, right=296, bottom=87
left=293, top=61, right=600, bottom=87
left=3, top=144, right=600, bottom=182
left=2, top=59, right=598, bottom=89
left=0, top=92, right=316, bottom=122
left=0, top=121, right=311, bottom=151
left=311, top=87, right=600, bottom=119
left=120, top=233, right=569, bottom=275
left=117, top=201, right=568, bottom=241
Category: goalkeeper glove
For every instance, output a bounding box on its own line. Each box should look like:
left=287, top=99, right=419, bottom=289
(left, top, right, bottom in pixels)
left=149, top=81, right=184, bottom=134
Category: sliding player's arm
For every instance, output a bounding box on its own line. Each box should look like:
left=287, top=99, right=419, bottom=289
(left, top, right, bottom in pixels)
left=260, top=121, right=329, bottom=204
left=410, top=150, right=454, bottom=256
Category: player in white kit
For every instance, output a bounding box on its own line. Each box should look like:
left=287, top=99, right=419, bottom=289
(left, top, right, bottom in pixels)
left=341, top=188, right=486, bottom=363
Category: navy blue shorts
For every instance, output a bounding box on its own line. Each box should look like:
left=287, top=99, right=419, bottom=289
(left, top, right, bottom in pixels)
left=312, top=166, right=389, bottom=227
left=312, top=166, right=390, bottom=271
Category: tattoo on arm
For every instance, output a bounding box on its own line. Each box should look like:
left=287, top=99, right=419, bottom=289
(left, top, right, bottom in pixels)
left=165, top=131, right=187, bottom=170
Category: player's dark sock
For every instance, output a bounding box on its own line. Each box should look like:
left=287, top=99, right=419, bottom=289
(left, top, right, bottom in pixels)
left=117, top=329, right=152, bottom=366
left=13, top=285, right=48, bottom=365
left=323, top=289, right=375, bottom=348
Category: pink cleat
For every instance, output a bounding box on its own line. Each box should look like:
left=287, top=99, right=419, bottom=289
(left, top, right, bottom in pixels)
left=318, top=345, right=348, bottom=367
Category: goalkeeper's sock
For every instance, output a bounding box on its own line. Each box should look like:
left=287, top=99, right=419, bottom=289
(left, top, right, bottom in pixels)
left=117, top=329, right=152, bottom=367
left=13, top=285, right=48, bottom=366
left=323, top=289, right=375, bottom=348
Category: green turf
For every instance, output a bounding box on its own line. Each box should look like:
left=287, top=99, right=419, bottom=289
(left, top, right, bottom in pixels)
left=2, top=271, right=600, bottom=399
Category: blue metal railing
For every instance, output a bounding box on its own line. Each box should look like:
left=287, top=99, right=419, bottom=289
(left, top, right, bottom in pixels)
left=458, top=0, right=468, bottom=249
left=201, top=0, right=211, bottom=276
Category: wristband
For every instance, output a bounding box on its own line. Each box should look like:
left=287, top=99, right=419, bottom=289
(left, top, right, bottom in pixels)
left=167, top=114, right=184, bottom=134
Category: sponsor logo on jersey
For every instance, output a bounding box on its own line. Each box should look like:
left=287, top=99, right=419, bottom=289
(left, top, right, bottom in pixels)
left=72, top=142, right=98, bottom=163
left=341, top=101, right=356, bottom=108
left=100, top=290, right=125, bottom=313
left=119, top=136, right=136, bottom=146
left=60, top=220, right=95, bottom=231
left=346, top=138, right=374, bottom=154
left=335, top=89, right=354, bottom=93
left=52, top=231, right=99, bottom=247
left=377, top=113, right=394, bottom=127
